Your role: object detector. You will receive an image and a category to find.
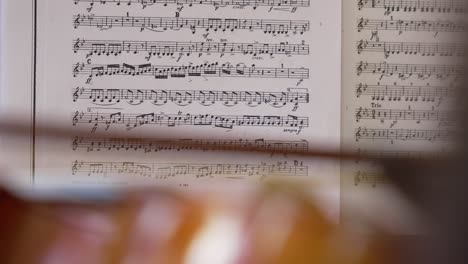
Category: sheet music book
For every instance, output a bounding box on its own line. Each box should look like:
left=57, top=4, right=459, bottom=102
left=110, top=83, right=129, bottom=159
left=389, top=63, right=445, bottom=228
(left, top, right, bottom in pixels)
left=0, top=0, right=462, bottom=221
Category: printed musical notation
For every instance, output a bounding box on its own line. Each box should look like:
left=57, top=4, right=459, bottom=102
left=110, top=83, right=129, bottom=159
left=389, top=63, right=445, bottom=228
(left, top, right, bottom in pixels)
left=72, top=137, right=309, bottom=154
left=73, top=62, right=309, bottom=80
left=72, top=87, right=309, bottom=110
left=354, top=127, right=452, bottom=142
left=71, top=160, right=309, bottom=178
left=357, top=0, right=467, bottom=14
left=355, top=107, right=449, bottom=122
left=73, top=0, right=311, bottom=9
left=355, top=83, right=454, bottom=102
left=356, top=40, right=466, bottom=58
left=354, top=170, right=388, bottom=187
left=73, top=39, right=309, bottom=59
left=346, top=0, right=460, bottom=190
left=356, top=61, right=462, bottom=80
left=357, top=18, right=465, bottom=33
left=73, top=14, right=310, bottom=35
left=72, top=111, right=309, bottom=131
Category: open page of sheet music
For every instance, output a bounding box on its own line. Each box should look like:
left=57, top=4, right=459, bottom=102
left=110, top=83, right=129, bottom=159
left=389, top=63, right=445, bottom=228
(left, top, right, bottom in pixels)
left=341, top=0, right=464, bottom=225
left=0, top=1, right=342, bottom=215
left=2, top=0, right=464, bottom=222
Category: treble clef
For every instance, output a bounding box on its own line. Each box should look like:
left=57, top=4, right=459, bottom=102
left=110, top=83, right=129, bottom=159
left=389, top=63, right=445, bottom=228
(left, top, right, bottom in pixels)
left=356, top=83, right=363, bottom=97
left=72, top=137, right=80, bottom=150
left=74, top=14, right=81, bottom=29
left=72, top=111, right=80, bottom=126
left=354, top=171, right=361, bottom=186
left=357, top=40, right=364, bottom=54
left=357, top=17, right=365, bottom=32
left=357, top=0, right=363, bottom=10
left=72, top=87, right=80, bottom=102
left=356, top=61, right=364, bottom=75
left=356, top=107, right=363, bottom=122
left=73, top=38, right=82, bottom=53
left=355, top=127, right=362, bottom=141
left=72, top=160, right=79, bottom=175
left=73, top=63, right=80, bottom=77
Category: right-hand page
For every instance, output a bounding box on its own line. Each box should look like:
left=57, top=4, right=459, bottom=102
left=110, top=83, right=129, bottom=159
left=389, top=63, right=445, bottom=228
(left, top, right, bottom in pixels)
left=341, top=1, right=464, bottom=229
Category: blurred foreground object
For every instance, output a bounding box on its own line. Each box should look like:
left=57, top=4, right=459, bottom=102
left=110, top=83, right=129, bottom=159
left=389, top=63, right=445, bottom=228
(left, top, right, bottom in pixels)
left=0, top=119, right=448, bottom=264
left=0, top=183, right=400, bottom=264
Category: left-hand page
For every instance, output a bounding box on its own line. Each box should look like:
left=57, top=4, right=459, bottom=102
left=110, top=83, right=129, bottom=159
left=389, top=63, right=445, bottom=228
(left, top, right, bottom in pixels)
left=1, top=0, right=341, bottom=210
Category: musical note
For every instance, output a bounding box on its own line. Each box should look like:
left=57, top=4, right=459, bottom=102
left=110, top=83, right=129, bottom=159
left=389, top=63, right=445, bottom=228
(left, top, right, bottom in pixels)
left=72, top=111, right=309, bottom=131
left=72, top=87, right=309, bottom=110
left=356, top=40, right=466, bottom=58
left=355, top=83, right=454, bottom=102
left=355, top=107, right=450, bottom=122
left=73, top=39, right=310, bottom=59
left=72, top=160, right=309, bottom=179
left=73, top=62, right=309, bottom=80
left=357, top=0, right=467, bottom=14
left=354, top=127, right=453, bottom=142
left=71, top=137, right=309, bottom=154
left=73, top=0, right=311, bottom=9
left=73, top=14, right=310, bottom=35
left=356, top=17, right=465, bottom=33
left=356, top=61, right=463, bottom=80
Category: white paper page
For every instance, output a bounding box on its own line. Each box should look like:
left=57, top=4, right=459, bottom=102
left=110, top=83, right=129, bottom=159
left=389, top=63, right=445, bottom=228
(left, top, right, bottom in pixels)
left=1, top=0, right=342, bottom=217
left=341, top=0, right=464, bottom=230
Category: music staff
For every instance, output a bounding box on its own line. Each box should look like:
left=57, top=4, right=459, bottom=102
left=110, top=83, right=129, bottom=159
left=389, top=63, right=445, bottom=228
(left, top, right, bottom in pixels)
left=356, top=61, right=462, bottom=80
left=355, top=107, right=450, bottom=122
left=357, top=18, right=465, bottom=33
left=355, top=83, right=454, bottom=102
left=354, top=127, right=453, bottom=142
left=72, top=137, right=309, bottom=154
left=357, top=40, right=466, bottom=58
left=72, top=111, right=309, bottom=131
left=357, top=0, right=466, bottom=14
left=71, top=160, right=309, bottom=178
left=73, top=39, right=310, bottom=60
left=73, top=62, right=309, bottom=80
left=354, top=170, right=388, bottom=187
left=73, top=0, right=310, bottom=9
left=73, top=87, right=308, bottom=110
left=73, top=14, right=310, bottom=35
